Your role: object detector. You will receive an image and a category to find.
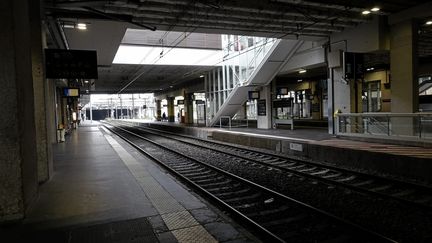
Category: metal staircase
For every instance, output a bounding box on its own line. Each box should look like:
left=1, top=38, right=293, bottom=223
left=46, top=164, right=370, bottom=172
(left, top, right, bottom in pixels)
left=208, top=38, right=303, bottom=126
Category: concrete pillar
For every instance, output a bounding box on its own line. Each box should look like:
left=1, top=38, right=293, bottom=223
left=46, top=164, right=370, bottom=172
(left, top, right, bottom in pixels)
left=328, top=66, right=351, bottom=134
left=156, top=100, right=162, bottom=121
left=0, top=0, right=39, bottom=222
left=29, top=0, right=52, bottom=183
left=184, top=93, right=194, bottom=124
left=257, top=85, right=272, bottom=129
left=167, top=97, right=175, bottom=122
left=390, top=20, right=418, bottom=113
left=389, top=20, right=418, bottom=136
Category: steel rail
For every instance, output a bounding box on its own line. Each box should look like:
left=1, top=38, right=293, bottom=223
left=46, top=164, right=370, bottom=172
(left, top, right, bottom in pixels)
left=103, top=122, right=397, bottom=243
left=120, top=122, right=432, bottom=210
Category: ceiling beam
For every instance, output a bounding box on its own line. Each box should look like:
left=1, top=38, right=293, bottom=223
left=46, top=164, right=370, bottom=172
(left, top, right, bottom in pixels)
left=109, top=0, right=367, bottom=22
left=103, top=6, right=357, bottom=29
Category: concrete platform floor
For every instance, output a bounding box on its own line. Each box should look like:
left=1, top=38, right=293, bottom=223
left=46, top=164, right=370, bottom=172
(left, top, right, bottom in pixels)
left=1, top=121, right=257, bottom=243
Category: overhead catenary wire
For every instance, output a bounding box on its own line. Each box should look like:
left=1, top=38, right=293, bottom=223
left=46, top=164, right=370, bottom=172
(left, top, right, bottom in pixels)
left=116, top=0, right=216, bottom=94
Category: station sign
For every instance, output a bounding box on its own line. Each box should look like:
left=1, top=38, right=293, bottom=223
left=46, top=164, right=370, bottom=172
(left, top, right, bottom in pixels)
left=273, top=98, right=292, bottom=108
left=257, top=99, right=266, bottom=116
left=277, top=87, right=288, bottom=95
left=45, top=49, right=98, bottom=79
left=248, top=91, right=260, bottom=100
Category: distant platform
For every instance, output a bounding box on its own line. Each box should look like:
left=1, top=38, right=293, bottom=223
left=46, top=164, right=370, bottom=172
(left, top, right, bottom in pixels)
left=117, top=119, right=432, bottom=185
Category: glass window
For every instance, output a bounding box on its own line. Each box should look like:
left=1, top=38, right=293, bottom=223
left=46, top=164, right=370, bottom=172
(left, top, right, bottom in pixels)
left=364, top=81, right=381, bottom=112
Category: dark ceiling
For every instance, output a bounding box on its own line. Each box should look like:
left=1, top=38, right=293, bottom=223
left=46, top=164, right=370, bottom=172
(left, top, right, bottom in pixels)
left=45, top=0, right=430, bottom=38
left=43, top=0, right=432, bottom=94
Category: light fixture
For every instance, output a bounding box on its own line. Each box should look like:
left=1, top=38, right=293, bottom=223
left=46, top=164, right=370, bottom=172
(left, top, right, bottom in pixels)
left=366, top=67, right=375, bottom=71
left=297, top=79, right=303, bottom=82
left=362, top=10, right=371, bottom=15
left=76, top=23, right=87, bottom=30
left=169, top=85, right=173, bottom=88
left=62, top=23, right=75, bottom=29
left=200, top=75, right=205, bottom=78
left=426, top=21, right=432, bottom=25
left=84, top=80, right=89, bottom=83
left=371, top=7, right=380, bottom=12
left=298, top=69, right=307, bottom=74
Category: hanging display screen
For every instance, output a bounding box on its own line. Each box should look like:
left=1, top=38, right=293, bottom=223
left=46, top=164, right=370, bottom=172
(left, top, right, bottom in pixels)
left=45, top=49, right=98, bottom=79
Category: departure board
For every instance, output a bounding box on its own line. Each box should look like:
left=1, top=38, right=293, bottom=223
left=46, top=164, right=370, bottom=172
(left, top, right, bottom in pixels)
left=45, top=49, right=98, bottom=79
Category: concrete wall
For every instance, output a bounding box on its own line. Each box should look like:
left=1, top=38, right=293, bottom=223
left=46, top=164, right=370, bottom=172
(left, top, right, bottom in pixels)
left=280, top=45, right=326, bottom=74
left=211, top=131, right=432, bottom=184
left=330, top=16, right=387, bottom=53
left=0, top=0, right=39, bottom=222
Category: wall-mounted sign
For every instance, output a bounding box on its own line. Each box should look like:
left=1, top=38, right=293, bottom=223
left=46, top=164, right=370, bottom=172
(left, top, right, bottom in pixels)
left=45, top=49, right=98, bottom=79
left=257, top=99, right=266, bottom=116
left=289, top=143, right=303, bottom=152
left=344, top=52, right=364, bottom=80
left=195, top=100, right=205, bottom=104
left=277, top=88, right=288, bottom=95
left=312, top=103, right=320, bottom=112
left=248, top=91, right=260, bottom=100
left=177, top=100, right=185, bottom=105
left=273, top=98, right=292, bottom=108
left=63, top=88, right=79, bottom=97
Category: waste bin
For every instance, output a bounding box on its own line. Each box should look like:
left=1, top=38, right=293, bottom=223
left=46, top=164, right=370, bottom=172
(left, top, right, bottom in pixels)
left=57, top=124, right=65, bottom=142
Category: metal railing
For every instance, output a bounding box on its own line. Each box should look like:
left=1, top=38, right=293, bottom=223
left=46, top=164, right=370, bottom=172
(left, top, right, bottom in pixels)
left=336, top=113, right=432, bottom=140
left=218, top=116, right=250, bottom=128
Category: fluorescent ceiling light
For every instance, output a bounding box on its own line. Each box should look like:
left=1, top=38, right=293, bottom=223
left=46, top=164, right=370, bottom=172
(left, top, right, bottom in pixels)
left=426, top=21, right=432, bottom=25
left=113, top=45, right=223, bottom=66
left=76, top=23, right=87, bottom=30
left=299, top=69, right=307, bottom=74
left=371, top=7, right=380, bottom=12
left=63, top=24, right=75, bottom=29
left=362, top=10, right=371, bottom=15
left=200, top=75, right=205, bottom=78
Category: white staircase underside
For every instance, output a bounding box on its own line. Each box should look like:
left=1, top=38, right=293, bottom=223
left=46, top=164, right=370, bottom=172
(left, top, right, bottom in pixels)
left=209, top=39, right=304, bottom=126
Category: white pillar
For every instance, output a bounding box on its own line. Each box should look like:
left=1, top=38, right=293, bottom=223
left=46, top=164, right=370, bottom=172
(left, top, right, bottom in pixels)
left=89, top=94, right=93, bottom=122
left=257, top=85, right=272, bottom=129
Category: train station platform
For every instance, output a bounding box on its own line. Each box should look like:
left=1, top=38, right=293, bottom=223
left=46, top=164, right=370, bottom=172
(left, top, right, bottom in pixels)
left=1, top=121, right=256, bottom=243
left=120, top=120, right=432, bottom=185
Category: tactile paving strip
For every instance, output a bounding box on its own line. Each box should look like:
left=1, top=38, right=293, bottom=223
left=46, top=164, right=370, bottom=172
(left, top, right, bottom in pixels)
left=161, top=211, right=199, bottom=230
left=171, top=225, right=218, bottom=243
left=104, top=133, right=217, bottom=242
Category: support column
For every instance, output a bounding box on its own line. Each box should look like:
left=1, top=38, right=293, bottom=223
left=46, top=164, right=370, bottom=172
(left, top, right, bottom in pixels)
left=257, top=85, right=272, bottom=129
left=30, top=0, right=52, bottom=183
left=390, top=20, right=418, bottom=136
left=390, top=20, right=418, bottom=113
left=156, top=100, right=161, bottom=121
left=167, top=97, right=175, bottom=122
left=0, top=0, right=39, bottom=222
left=327, top=61, right=351, bottom=134
left=184, top=93, right=194, bottom=124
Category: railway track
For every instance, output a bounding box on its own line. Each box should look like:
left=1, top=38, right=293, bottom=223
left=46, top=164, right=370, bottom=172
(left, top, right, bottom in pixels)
left=114, top=121, right=432, bottom=210
left=103, top=122, right=396, bottom=243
